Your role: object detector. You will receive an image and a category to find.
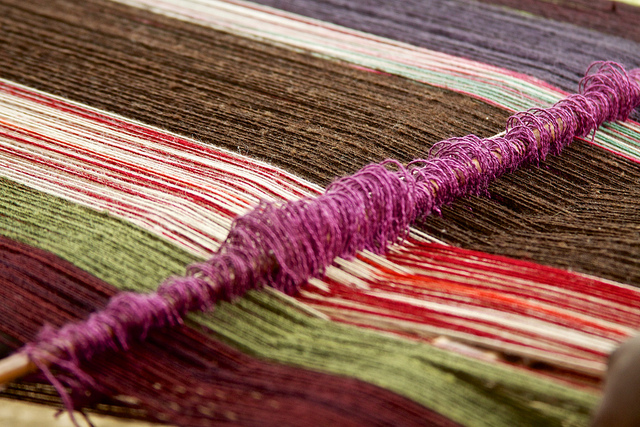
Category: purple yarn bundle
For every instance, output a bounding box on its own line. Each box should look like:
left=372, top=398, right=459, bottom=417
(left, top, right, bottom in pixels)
left=23, top=62, right=640, bottom=409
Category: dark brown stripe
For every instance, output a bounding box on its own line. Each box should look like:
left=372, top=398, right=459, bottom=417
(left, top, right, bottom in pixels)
left=419, top=142, right=640, bottom=285
left=0, top=0, right=505, bottom=187
left=0, top=236, right=459, bottom=426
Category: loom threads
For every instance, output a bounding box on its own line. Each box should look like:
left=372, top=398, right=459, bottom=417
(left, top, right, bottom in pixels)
left=253, top=0, right=640, bottom=94
left=0, top=176, right=602, bottom=426
left=18, top=63, right=640, bottom=412
left=2, top=78, right=637, bottom=378
left=114, top=0, right=640, bottom=162
left=0, top=79, right=322, bottom=258
left=0, top=236, right=458, bottom=427
left=474, top=0, right=640, bottom=43
left=0, top=0, right=508, bottom=187
left=200, top=292, right=597, bottom=427
left=1, top=0, right=640, bottom=425
left=3, top=14, right=640, bottom=284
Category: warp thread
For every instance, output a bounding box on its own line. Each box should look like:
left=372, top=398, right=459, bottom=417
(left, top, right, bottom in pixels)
left=21, top=62, right=640, bottom=415
left=253, top=0, right=640, bottom=97
left=0, top=236, right=457, bottom=426
left=0, top=181, right=600, bottom=426
left=473, top=0, right=640, bottom=43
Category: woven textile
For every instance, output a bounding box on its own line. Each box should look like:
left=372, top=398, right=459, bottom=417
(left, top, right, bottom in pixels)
left=1, top=0, right=640, bottom=426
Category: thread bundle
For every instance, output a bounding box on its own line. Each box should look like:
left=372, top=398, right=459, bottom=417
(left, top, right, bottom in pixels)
left=253, top=0, right=640, bottom=96
left=19, top=63, right=640, bottom=411
left=1, top=236, right=458, bottom=426
left=301, top=240, right=640, bottom=376
left=3, top=0, right=640, bottom=286
left=0, top=80, right=320, bottom=258
left=0, top=78, right=635, bottom=385
left=0, top=177, right=601, bottom=426
left=118, top=0, right=640, bottom=162
left=1, top=0, right=640, bottom=425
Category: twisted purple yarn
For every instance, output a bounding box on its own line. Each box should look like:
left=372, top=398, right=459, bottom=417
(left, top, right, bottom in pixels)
left=24, top=62, right=640, bottom=399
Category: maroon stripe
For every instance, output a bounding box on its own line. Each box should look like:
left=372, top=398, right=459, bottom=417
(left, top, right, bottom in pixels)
left=0, top=236, right=458, bottom=426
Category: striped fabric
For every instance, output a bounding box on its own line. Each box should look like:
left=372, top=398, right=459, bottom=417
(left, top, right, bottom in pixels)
left=1, top=0, right=640, bottom=426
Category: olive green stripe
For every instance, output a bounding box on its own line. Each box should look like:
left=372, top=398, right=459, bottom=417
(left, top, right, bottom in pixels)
left=0, top=178, right=198, bottom=290
left=197, top=293, right=596, bottom=427
left=0, top=177, right=597, bottom=426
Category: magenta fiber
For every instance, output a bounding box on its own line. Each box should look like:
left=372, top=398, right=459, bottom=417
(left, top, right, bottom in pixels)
left=23, top=62, right=640, bottom=411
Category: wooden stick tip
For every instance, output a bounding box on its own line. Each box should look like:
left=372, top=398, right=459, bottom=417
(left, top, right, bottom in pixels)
left=0, top=353, right=37, bottom=386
